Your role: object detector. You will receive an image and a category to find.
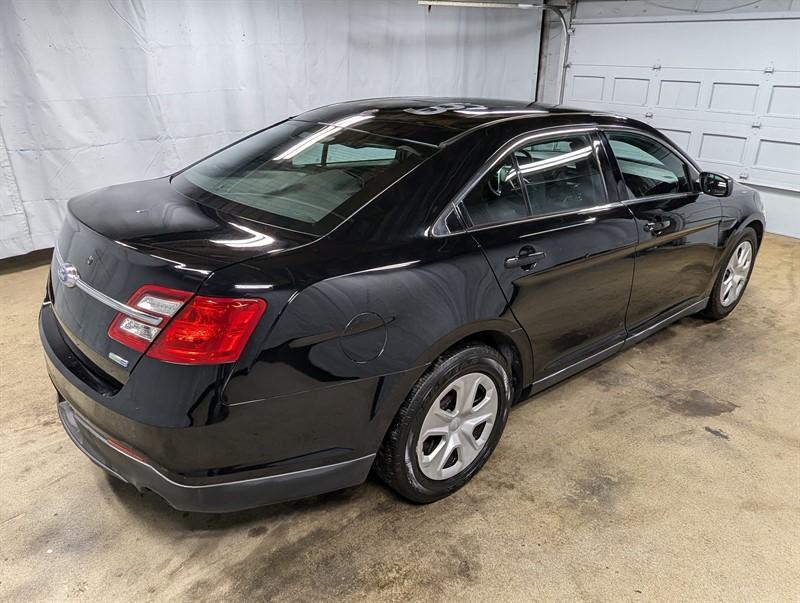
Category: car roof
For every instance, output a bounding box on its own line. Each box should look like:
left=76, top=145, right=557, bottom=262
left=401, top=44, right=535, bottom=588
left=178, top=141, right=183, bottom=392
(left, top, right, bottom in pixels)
left=294, top=97, right=604, bottom=147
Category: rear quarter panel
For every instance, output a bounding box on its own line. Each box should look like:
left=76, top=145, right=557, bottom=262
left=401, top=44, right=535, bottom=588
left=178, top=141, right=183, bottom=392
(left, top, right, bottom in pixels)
left=215, top=231, right=527, bottom=458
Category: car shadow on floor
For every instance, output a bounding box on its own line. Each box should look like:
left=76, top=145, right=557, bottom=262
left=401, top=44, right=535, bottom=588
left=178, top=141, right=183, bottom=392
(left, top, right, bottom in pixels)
left=511, top=314, right=716, bottom=412
left=104, top=470, right=392, bottom=531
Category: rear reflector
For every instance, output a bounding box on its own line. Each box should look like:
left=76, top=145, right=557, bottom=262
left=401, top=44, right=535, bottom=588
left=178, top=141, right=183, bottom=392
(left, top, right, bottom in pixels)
left=108, top=285, right=266, bottom=365
left=146, top=296, right=266, bottom=364
left=106, top=437, right=147, bottom=463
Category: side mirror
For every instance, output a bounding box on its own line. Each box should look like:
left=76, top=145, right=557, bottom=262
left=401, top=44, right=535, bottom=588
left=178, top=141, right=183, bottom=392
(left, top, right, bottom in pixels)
left=699, top=172, right=733, bottom=197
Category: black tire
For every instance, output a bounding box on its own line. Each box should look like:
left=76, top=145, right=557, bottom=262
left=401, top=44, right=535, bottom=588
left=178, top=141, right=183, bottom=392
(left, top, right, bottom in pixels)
left=375, top=343, right=512, bottom=503
left=703, top=227, right=758, bottom=320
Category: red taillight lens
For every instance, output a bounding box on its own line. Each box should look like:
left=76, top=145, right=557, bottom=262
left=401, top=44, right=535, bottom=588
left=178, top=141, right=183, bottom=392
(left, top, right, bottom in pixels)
left=146, top=296, right=266, bottom=364
left=108, top=285, right=193, bottom=353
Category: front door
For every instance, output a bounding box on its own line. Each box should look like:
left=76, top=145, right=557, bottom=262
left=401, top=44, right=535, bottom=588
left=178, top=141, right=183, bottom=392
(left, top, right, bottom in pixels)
left=601, top=130, right=722, bottom=332
left=461, top=130, right=638, bottom=380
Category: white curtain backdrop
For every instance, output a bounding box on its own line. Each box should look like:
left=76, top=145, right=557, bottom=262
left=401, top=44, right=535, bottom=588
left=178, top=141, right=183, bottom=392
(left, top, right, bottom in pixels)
left=0, top=0, right=541, bottom=258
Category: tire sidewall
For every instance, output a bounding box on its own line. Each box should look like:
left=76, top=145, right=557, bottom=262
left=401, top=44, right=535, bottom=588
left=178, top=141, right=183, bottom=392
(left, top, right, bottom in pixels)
left=708, top=228, right=758, bottom=318
left=399, top=347, right=511, bottom=501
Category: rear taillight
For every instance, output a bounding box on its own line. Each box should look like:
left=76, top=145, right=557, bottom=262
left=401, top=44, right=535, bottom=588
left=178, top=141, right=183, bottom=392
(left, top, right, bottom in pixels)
left=147, top=296, right=266, bottom=364
left=108, top=285, right=193, bottom=353
left=108, top=286, right=266, bottom=365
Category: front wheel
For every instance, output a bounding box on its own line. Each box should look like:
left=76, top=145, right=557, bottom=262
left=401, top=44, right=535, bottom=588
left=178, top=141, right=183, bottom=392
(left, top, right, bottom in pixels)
left=703, top=227, right=758, bottom=320
left=375, top=344, right=512, bottom=503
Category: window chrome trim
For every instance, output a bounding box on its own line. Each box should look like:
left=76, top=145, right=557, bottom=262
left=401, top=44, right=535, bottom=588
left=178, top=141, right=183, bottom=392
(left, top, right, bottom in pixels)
left=459, top=202, right=621, bottom=235
left=53, top=243, right=164, bottom=327
left=429, top=202, right=462, bottom=237
left=430, top=125, right=620, bottom=237
left=620, top=191, right=699, bottom=206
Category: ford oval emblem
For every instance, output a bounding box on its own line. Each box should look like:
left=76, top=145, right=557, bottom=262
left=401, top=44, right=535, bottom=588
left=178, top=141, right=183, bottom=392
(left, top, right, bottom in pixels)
left=57, top=262, right=79, bottom=288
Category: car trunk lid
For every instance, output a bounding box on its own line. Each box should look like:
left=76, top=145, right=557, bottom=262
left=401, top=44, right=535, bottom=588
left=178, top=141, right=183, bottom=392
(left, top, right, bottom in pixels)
left=50, top=177, right=314, bottom=383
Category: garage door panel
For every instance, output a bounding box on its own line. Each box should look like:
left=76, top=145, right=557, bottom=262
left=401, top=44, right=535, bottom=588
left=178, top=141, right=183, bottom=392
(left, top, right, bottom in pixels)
left=656, top=78, right=702, bottom=111
left=654, top=68, right=772, bottom=124
left=564, top=19, right=800, bottom=215
left=657, top=126, right=693, bottom=153
left=748, top=128, right=800, bottom=191
left=566, top=66, right=654, bottom=114
left=647, top=115, right=698, bottom=153
left=610, top=76, right=650, bottom=106
left=765, top=84, right=800, bottom=119
left=753, top=139, right=800, bottom=172
left=651, top=117, right=753, bottom=179
left=707, top=80, right=760, bottom=116
left=569, top=73, right=607, bottom=103
left=604, top=67, right=656, bottom=108
left=699, top=131, right=750, bottom=167
left=758, top=72, right=800, bottom=128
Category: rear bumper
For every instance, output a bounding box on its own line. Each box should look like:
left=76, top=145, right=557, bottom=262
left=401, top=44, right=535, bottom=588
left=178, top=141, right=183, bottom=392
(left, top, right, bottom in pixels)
left=39, top=299, right=379, bottom=512
left=57, top=396, right=374, bottom=513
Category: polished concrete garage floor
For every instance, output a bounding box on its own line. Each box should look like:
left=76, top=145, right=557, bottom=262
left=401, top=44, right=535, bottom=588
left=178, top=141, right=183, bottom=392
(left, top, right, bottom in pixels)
left=1, top=234, right=798, bottom=601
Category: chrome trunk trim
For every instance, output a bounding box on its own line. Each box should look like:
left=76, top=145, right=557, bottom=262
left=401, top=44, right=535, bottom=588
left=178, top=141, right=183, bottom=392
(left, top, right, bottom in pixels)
left=53, top=243, right=163, bottom=327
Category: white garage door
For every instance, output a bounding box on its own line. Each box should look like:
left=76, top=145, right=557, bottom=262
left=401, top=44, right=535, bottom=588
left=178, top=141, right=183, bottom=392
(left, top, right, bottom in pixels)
left=563, top=16, right=800, bottom=237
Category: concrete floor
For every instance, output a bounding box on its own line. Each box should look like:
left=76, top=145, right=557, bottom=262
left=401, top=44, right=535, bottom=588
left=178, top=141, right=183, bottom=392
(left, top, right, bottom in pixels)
left=1, top=234, right=798, bottom=601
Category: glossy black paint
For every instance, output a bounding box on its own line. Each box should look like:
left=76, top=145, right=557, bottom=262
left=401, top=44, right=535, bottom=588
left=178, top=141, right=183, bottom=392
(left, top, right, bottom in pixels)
left=466, top=130, right=637, bottom=378
left=597, top=130, right=723, bottom=331
left=40, top=98, right=766, bottom=510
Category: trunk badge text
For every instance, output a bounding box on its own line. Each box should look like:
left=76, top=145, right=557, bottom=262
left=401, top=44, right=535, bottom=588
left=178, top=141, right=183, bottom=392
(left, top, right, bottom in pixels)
left=108, top=352, right=129, bottom=368
left=57, top=262, right=79, bottom=288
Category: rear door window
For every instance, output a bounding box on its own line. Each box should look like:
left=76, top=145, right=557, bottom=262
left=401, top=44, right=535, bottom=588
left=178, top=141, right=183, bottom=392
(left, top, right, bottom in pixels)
left=461, top=154, right=530, bottom=227
left=460, top=133, right=607, bottom=228
left=514, top=134, right=606, bottom=216
left=176, top=119, right=431, bottom=235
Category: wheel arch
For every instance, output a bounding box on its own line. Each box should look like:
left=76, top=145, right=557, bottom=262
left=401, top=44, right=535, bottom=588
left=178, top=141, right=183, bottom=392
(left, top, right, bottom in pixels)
left=412, top=320, right=533, bottom=404
left=368, top=320, right=533, bottom=467
left=718, top=213, right=765, bottom=263
left=361, top=300, right=536, bottom=458
left=743, top=217, right=765, bottom=248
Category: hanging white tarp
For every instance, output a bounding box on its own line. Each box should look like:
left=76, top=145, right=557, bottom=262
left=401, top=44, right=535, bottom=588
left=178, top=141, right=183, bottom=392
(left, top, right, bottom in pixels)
left=0, top=0, right=540, bottom=258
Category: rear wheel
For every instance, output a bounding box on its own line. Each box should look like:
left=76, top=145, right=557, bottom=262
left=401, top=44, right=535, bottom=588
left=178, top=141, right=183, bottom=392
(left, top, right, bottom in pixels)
left=375, top=344, right=511, bottom=503
left=703, top=227, right=758, bottom=320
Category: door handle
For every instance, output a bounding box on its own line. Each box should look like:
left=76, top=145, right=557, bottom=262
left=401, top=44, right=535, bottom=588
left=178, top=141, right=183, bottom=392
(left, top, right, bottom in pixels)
left=644, top=218, right=671, bottom=233
left=504, top=246, right=546, bottom=270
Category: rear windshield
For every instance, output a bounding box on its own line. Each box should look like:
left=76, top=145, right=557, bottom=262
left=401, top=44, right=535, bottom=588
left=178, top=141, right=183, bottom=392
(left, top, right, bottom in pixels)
left=175, top=117, right=433, bottom=235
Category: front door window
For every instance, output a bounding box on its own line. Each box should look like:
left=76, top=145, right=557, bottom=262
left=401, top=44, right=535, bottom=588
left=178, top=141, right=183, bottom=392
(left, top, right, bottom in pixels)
left=606, top=132, right=691, bottom=198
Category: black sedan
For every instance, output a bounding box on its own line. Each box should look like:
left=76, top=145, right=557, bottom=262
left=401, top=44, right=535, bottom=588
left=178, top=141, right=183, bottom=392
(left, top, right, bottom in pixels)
left=40, top=98, right=765, bottom=511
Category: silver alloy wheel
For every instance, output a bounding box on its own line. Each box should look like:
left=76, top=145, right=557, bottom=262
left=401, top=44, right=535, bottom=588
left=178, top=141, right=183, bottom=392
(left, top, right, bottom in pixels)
left=720, top=240, right=753, bottom=307
left=416, top=372, right=498, bottom=481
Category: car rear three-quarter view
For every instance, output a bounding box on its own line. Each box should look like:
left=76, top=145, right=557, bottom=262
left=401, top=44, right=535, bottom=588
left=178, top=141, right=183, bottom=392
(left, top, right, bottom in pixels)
left=40, top=98, right=765, bottom=512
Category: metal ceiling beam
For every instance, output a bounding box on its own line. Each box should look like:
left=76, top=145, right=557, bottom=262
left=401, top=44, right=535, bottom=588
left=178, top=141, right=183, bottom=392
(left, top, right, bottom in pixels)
left=420, top=1, right=540, bottom=8
left=418, top=1, right=568, bottom=8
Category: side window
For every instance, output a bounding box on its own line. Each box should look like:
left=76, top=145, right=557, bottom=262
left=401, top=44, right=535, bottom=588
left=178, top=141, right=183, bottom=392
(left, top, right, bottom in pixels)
left=462, top=154, right=529, bottom=227
left=325, top=144, right=397, bottom=164
left=606, top=132, right=691, bottom=198
left=513, top=134, right=606, bottom=215
left=292, top=143, right=398, bottom=167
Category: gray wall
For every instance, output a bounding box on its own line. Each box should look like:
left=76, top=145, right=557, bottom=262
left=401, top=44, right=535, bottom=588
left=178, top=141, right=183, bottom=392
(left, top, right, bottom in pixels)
left=0, top=0, right=541, bottom=258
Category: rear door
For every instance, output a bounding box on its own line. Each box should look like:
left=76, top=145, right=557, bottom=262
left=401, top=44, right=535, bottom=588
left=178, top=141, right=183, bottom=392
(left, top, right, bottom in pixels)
left=600, top=129, right=722, bottom=332
left=460, top=128, right=638, bottom=380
